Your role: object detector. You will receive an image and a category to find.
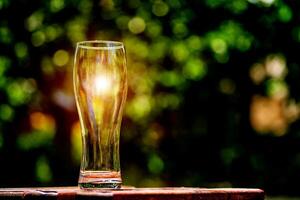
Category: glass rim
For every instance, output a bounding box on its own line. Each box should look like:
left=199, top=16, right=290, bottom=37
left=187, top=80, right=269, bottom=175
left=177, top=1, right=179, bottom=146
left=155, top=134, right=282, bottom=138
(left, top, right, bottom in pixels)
left=76, top=40, right=124, bottom=50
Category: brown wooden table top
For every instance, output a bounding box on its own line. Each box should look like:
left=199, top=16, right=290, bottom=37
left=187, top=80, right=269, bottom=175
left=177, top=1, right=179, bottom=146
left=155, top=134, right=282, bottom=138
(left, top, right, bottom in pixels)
left=0, top=187, right=264, bottom=200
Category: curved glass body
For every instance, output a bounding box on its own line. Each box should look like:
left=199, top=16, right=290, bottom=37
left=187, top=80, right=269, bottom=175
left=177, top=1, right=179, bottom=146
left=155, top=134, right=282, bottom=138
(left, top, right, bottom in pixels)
left=73, top=41, right=127, bottom=189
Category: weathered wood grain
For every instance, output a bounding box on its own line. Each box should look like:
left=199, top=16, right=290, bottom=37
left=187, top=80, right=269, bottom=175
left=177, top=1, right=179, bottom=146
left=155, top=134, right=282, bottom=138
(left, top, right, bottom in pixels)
left=0, top=187, right=264, bottom=200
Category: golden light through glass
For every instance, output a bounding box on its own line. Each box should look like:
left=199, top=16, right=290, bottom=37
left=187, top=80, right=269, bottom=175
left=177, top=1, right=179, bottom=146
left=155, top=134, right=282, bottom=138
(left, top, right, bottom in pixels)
left=73, top=40, right=127, bottom=189
left=94, top=75, right=112, bottom=95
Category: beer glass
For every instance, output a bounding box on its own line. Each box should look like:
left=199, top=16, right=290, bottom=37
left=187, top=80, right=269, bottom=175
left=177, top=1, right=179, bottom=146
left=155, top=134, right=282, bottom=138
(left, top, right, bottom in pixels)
left=73, top=41, right=127, bottom=189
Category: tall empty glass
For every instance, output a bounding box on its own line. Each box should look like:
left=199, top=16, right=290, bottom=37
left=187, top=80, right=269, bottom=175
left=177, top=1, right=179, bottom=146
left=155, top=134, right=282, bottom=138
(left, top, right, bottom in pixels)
left=73, top=41, right=127, bottom=189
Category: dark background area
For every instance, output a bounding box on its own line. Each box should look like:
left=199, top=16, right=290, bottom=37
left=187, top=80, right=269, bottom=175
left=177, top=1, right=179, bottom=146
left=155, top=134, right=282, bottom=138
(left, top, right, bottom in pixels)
left=0, top=0, right=300, bottom=197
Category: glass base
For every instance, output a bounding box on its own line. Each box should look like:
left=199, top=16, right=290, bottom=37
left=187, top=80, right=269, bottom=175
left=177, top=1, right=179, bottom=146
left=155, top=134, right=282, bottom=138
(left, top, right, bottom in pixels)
left=79, top=170, right=121, bottom=189
left=79, top=182, right=121, bottom=189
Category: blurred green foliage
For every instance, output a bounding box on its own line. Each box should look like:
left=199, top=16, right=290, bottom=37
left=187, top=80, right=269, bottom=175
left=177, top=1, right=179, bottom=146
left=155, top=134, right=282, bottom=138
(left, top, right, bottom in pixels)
left=1, top=0, right=300, bottom=196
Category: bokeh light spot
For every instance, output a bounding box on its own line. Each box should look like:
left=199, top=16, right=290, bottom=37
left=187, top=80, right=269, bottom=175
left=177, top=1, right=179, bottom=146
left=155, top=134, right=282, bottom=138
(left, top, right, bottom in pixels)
left=148, top=40, right=168, bottom=61
left=31, top=31, right=46, bottom=47
left=35, top=156, right=53, bottom=183
left=0, top=56, right=11, bottom=75
left=126, top=38, right=149, bottom=58
left=0, top=104, right=14, bottom=121
left=249, top=63, right=266, bottom=84
left=41, top=56, right=55, bottom=75
left=248, top=0, right=275, bottom=6
left=53, top=49, right=69, bottom=67
left=50, top=0, right=65, bottom=12
left=236, top=35, right=252, bottom=51
left=159, top=71, right=184, bottom=87
left=146, top=21, right=162, bottom=38
left=0, top=26, right=12, bottom=44
left=30, top=112, right=56, bottom=133
left=45, top=25, right=63, bottom=41
left=128, top=17, right=146, bottom=34
left=183, top=58, right=206, bottom=80
left=171, top=42, right=189, bottom=62
left=250, top=95, right=287, bottom=136
left=66, top=18, right=87, bottom=44
left=187, top=35, right=202, bottom=51
left=126, top=95, right=152, bottom=121
left=156, top=93, right=181, bottom=109
left=26, top=10, right=44, bottom=32
left=172, top=22, right=188, bottom=38
left=260, top=0, right=275, bottom=5
left=278, top=4, right=293, bottom=23
left=52, top=90, right=75, bottom=111
left=210, top=38, right=227, bottom=54
left=17, top=129, right=55, bottom=151
left=265, top=55, right=287, bottom=79
left=266, top=79, right=288, bottom=100
left=6, top=79, right=36, bottom=106
left=229, top=0, right=248, bottom=14
left=152, top=1, right=169, bottom=17
left=14, top=42, right=28, bottom=59
left=148, top=154, right=164, bottom=174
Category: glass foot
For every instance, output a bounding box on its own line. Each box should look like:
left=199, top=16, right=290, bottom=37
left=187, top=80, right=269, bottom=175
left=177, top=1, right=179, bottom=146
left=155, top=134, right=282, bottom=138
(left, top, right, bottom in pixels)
left=79, top=181, right=121, bottom=189
left=79, top=171, right=121, bottom=189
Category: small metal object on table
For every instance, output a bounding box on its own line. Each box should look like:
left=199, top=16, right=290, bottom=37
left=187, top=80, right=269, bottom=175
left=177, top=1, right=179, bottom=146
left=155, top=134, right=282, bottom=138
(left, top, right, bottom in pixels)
left=0, top=187, right=264, bottom=200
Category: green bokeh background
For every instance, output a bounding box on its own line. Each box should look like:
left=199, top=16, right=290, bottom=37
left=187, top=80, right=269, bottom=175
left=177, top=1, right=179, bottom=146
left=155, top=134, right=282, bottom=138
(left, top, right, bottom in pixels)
left=0, top=0, right=300, bottom=197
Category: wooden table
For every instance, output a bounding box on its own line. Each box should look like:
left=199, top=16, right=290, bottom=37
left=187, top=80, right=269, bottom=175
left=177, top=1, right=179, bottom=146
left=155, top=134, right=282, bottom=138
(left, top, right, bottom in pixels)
left=0, top=187, right=264, bottom=200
